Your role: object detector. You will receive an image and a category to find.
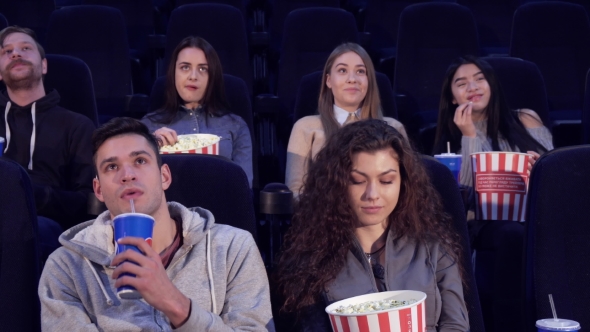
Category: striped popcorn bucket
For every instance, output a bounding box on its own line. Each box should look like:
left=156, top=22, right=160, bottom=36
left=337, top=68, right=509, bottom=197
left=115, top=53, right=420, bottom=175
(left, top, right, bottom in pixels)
left=470, top=152, right=531, bottom=222
left=325, top=290, right=427, bottom=332
left=160, top=134, right=220, bottom=155
left=160, top=141, right=219, bottom=155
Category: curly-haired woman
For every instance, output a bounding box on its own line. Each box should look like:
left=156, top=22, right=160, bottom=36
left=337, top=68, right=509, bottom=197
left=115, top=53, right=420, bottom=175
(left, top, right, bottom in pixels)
left=275, top=119, right=469, bottom=331
left=285, top=43, right=407, bottom=197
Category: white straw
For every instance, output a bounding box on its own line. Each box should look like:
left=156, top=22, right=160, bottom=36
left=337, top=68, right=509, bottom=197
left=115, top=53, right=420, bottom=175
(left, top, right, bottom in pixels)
left=447, top=141, right=451, bottom=154
left=130, top=199, right=135, bottom=213
left=549, top=294, right=558, bottom=321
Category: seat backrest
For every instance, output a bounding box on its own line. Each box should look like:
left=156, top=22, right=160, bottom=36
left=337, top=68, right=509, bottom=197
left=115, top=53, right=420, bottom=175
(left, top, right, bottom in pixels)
left=293, top=70, right=398, bottom=122
left=44, top=54, right=99, bottom=126
left=584, top=69, right=590, bottom=144
left=523, top=145, right=590, bottom=331
left=149, top=74, right=254, bottom=139
left=0, top=0, right=54, bottom=44
left=165, top=4, right=252, bottom=95
left=0, top=158, right=40, bottom=332
left=421, top=155, right=486, bottom=332
left=46, top=5, right=132, bottom=119
left=268, top=0, right=340, bottom=51
left=394, top=3, right=479, bottom=127
left=278, top=7, right=358, bottom=117
left=161, top=154, right=257, bottom=240
left=457, top=0, right=519, bottom=55
left=176, top=0, right=247, bottom=18
left=0, top=13, right=8, bottom=30
left=510, top=2, right=590, bottom=118
left=82, top=0, right=155, bottom=55
left=483, top=56, right=550, bottom=125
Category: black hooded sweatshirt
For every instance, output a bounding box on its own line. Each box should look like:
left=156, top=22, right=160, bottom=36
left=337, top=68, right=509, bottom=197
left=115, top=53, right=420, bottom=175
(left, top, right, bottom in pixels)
left=0, top=89, right=95, bottom=228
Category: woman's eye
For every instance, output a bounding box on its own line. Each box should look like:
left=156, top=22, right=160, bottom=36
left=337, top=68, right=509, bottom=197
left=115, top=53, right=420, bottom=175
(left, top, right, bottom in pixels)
left=477, top=77, right=485, bottom=81
left=338, top=68, right=346, bottom=73
left=199, top=67, right=208, bottom=72
left=357, top=69, right=366, bottom=75
left=457, top=83, right=466, bottom=88
left=180, top=65, right=189, bottom=70
left=380, top=180, right=393, bottom=184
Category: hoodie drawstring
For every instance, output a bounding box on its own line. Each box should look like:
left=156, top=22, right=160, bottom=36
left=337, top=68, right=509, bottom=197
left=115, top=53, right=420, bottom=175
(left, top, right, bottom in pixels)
left=3, top=101, right=10, bottom=154
left=3, top=101, right=37, bottom=170
left=206, top=229, right=217, bottom=314
left=28, top=102, right=36, bottom=170
left=84, top=257, right=115, bottom=306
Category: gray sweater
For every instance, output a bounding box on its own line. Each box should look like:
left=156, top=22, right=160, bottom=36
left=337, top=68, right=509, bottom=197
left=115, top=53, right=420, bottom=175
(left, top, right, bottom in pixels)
left=39, top=202, right=275, bottom=331
left=322, top=234, right=469, bottom=332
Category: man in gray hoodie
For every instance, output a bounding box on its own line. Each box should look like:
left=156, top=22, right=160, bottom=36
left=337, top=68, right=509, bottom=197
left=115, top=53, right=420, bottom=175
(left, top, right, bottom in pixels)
left=38, top=117, right=275, bottom=331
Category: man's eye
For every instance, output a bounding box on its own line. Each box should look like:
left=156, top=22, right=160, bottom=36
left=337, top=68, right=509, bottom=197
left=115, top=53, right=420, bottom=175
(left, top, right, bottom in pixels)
left=22, top=47, right=30, bottom=51
left=106, top=164, right=117, bottom=171
left=136, top=158, right=147, bottom=165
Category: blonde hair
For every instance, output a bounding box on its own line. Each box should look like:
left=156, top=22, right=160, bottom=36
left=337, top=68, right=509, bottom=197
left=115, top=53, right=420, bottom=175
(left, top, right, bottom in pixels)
left=318, top=43, right=383, bottom=139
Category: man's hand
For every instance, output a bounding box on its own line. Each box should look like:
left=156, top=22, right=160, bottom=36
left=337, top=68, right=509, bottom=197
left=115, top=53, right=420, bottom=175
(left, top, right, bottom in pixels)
left=111, top=237, right=191, bottom=328
left=453, top=102, right=477, bottom=138
left=154, top=127, right=178, bottom=147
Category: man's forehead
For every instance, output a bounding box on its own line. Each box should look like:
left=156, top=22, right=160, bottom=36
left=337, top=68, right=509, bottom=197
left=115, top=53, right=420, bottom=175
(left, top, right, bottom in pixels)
left=2, top=32, right=36, bottom=46
left=97, top=134, right=155, bottom=158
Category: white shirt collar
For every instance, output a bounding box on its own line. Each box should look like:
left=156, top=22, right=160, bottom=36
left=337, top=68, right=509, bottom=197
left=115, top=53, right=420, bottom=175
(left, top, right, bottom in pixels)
left=333, top=104, right=361, bottom=125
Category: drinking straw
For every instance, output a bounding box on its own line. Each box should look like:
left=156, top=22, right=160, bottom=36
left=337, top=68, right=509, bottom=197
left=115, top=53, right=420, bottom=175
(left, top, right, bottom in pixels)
left=447, top=142, right=451, bottom=154
left=549, top=294, right=558, bottom=321
left=130, top=199, right=135, bottom=213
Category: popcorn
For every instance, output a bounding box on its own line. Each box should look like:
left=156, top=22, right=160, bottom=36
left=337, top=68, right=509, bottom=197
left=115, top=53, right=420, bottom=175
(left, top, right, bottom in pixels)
left=160, top=134, right=220, bottom=152
left=332, top=298, right=417, bottom=314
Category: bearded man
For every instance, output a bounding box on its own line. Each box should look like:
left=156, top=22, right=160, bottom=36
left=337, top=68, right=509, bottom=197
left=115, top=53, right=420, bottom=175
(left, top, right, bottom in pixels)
left=0, top=26, right=95, bottom=260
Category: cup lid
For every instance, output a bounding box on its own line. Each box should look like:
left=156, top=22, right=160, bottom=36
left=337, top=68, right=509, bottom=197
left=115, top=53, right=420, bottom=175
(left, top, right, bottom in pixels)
left=434, top=153, right=459, bottom=157
left=113, top=212, right=155, bottom=221
left=536, top=319, right=581, bottom=331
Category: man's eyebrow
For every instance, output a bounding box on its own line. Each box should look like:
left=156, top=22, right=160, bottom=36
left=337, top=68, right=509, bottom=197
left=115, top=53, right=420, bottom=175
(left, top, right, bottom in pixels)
left=129, top=150, right=152, bottom=158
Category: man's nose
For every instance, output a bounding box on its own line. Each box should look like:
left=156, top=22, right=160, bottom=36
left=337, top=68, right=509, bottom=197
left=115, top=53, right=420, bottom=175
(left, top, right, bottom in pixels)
left=120, top=165, right=137, bottom=182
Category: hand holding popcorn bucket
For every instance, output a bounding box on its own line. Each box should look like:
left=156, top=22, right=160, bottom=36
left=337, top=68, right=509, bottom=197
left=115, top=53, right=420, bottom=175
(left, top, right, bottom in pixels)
left=160, top=134, right=220, bottom=155
left=325, top=290, right=427, bottom=332
left=470, top=152, right=531, bottom=222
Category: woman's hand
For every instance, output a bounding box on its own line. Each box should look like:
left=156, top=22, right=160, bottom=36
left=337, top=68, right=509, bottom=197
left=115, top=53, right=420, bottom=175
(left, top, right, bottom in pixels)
left=453, top=102, right=477, bottom=138
left=154, top=127, right=178, bottom=147
left=527, top=150, right=541, bottom=173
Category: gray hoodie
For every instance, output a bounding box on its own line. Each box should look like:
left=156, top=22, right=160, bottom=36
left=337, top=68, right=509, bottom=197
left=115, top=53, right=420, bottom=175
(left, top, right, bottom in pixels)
left=39, top=202, right=275, bottom=331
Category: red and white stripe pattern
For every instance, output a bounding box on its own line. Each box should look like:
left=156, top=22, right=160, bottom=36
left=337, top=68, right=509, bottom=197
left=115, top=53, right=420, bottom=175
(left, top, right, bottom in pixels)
left=328, top=302, right=425, bottom=332
left=160, top=142, right=219, bottom=155
left=471, top=152, right=530, bottom=222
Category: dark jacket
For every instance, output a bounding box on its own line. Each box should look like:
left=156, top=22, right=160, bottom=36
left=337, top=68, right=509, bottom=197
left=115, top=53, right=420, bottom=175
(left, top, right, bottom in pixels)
left=296, top=232, right=470, bottom=332
left=0, top=89, right=95, bottom=228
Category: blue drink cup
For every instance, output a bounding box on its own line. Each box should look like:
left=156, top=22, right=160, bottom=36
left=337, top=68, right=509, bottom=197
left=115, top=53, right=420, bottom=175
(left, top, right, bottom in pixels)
left=113, top=212, right=154, bottom=299
left=434, top=153, right=462, bottom=184
left=0, top=137, right=4, bottom=157
left=537, top=319, right=580, bottom=331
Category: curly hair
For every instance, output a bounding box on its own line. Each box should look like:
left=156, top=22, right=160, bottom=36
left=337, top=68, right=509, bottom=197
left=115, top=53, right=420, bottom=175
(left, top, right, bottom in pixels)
left=275, top=119, right=464, bottom=315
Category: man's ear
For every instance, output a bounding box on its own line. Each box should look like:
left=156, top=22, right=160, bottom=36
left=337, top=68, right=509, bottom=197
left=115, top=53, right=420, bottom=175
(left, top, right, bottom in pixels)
left=160, top=164, right=172, bottom=191
left=42, top=58, right=47, bottom=75
left=93, top=176, right=105, bottom=202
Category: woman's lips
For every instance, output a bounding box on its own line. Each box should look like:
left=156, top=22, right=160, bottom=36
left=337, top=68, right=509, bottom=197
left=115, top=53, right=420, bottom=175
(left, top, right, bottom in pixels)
left=468, top=94, right=483, bottom=102
left=185, top=85, right=198, bottom=91
left=361, top=206, right=382, bottom=214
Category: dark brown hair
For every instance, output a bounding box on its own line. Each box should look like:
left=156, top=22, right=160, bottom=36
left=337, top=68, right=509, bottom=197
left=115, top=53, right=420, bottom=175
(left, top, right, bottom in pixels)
left=318, top=43, right=383, bottom=139
left=0, top=26, right=45, bottom=59
left=275, top=119, right=463, bottom=315
left=433, top=55, right=548, bottom=155
left=148, top=36, right=229, bottom=124
left=92, top=117, right=162, bottom=175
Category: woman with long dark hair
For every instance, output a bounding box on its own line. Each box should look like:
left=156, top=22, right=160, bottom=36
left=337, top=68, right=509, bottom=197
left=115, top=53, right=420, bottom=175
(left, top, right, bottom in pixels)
left=141, top=36, right=253, bottom=186
left=286, top=43, right=407, bottom=197
left=276, top=119, right=468, bottom=331
left=433, top=55, right=553, bottom=186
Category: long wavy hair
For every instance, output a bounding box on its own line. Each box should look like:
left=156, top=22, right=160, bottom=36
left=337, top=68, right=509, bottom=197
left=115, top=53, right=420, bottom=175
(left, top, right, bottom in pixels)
left=433, top=55, right=548, bottom=155
left=318, top=43, right=383, bottom=139
left=275, top=119, right=464, bottom=315
left=148, top=36, right=229, bottom=124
